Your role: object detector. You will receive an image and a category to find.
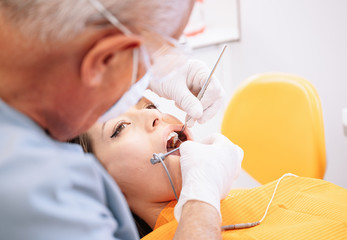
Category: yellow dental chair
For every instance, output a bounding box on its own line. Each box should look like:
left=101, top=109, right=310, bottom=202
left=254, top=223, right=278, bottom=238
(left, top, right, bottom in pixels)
left=221, top=73, right=326, bottom=184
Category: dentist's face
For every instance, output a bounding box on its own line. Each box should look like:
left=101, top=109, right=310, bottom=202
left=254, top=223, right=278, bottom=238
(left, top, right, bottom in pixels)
left=87, top=98, right=192, bottom=205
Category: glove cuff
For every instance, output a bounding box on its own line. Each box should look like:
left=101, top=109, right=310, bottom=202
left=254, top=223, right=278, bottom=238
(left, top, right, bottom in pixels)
left=174, top=185, right=221, bottom=221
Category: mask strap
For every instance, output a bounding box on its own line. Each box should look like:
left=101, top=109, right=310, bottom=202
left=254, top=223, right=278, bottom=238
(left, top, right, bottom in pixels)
left=131, top=48, right=139, bottom=85
left=88, top=0, right=132, bottom=36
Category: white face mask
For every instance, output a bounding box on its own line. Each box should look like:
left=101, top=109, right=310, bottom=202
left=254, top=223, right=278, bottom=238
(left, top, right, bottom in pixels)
left=98, top=71, right=151, bottom=123
left=88, top=0, right=190, bottom=123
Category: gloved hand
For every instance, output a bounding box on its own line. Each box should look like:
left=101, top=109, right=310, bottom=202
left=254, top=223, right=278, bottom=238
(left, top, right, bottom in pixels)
left=174, top=133, right=244, bottom=221
left=149, top=59, right=225, bottom=128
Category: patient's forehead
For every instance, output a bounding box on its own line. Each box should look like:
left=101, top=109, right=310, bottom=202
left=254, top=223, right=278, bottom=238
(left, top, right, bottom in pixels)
left=132, top=97, right=153, bottom=110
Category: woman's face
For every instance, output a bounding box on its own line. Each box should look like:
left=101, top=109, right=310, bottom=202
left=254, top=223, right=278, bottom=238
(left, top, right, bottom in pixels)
left=88, top=98, right=192, bottom=205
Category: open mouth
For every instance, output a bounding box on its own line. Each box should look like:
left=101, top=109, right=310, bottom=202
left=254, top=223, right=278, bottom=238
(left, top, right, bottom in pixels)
left=166, top=130, right=187, bottom=152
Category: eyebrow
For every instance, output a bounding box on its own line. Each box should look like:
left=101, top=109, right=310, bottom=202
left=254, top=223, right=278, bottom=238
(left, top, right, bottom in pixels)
left=99, top=101, right=147, bottom=138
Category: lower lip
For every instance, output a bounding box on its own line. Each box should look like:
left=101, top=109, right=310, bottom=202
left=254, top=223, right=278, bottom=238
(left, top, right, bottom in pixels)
left=166, top=148, right=181, bottom=156
left=170, top=150, right=180, bottom=156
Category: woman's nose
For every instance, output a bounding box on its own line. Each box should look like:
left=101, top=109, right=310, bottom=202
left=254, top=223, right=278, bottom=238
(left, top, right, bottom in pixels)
left=144, top=110, right=162, bottom=132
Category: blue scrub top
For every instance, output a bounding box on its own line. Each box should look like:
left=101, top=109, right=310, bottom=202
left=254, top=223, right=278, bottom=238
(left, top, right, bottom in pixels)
left=0, top=99, right=139, bottom=240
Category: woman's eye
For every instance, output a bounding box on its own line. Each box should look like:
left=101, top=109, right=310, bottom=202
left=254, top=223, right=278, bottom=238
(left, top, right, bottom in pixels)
left=110, top=121, right=130, bottom=138
left=145, top=103, right=158, bottom=110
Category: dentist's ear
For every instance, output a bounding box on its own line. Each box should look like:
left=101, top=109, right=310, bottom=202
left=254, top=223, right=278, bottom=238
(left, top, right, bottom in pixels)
left=81, top=34, right=141, bottom=87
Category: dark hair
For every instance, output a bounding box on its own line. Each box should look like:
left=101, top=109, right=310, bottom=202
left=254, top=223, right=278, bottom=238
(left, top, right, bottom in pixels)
left=68, top=134, right=152, bottom=238
left=68, top=133, right=94, bottom=153
left=132, top=213, right=153, bottom=238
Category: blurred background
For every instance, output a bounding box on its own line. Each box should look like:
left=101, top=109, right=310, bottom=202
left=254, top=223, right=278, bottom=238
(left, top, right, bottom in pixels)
left=145, top=0, right=347, bottom=189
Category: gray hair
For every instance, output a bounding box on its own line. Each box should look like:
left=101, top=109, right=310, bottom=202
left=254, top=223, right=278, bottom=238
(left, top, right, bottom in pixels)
left=0, top=0, right=184, bottom=42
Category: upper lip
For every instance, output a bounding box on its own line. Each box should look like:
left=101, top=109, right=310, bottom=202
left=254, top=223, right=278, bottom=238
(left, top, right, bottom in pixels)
left=162, top=124, right=192, bottom=152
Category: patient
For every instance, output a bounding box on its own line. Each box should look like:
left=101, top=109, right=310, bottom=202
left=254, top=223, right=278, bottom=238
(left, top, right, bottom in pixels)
left=70, top=97, right=347, bottom=239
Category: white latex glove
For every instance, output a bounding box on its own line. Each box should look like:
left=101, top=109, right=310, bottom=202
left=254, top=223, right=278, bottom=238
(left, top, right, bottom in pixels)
left=174, top=133, right=244, bottom=221
left=149, top=59, right=225, bottom=127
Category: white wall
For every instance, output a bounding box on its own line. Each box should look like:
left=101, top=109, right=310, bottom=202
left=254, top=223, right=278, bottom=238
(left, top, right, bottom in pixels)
left=149, top=0, right=347, bottom=188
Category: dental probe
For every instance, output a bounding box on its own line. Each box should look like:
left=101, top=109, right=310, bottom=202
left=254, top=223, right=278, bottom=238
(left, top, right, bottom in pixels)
left=150, top=149, right=180, bottom=201
left=150, top=147, right=180, bottom=164
left=179, top=45, right=227, bottom=135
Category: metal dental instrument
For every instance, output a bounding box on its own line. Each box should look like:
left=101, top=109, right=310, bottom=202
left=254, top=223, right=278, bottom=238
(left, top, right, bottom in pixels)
left=149, top=45, right=227, bottom=202
left=178, top=45, right=227, bottom=135
left=150, top=147, right=180, bottom=164
left=150, top=45, right=228, bottom=163
left=150, top=147, right=181, bottom=201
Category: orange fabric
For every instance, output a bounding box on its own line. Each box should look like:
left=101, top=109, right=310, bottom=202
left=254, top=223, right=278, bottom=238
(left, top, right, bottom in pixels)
left=142, top=177, right=347, bottom=240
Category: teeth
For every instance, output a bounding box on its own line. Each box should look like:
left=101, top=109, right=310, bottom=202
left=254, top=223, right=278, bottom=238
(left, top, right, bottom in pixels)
left=167, top=132, right=180, bottom=148
left=167, top=132, right=178, bottom=141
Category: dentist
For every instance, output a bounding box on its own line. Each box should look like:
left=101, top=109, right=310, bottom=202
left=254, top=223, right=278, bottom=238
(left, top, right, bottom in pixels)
left=0, top=0, right=242, bottom=239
